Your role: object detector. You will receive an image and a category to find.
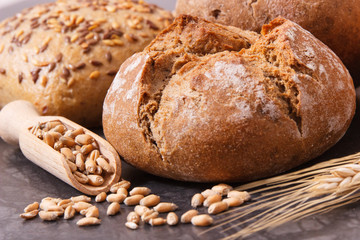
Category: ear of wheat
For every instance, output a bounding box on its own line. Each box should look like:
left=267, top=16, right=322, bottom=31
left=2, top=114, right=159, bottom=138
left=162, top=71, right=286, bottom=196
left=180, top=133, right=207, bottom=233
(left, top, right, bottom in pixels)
left=200, top=152, right=360, bottom=239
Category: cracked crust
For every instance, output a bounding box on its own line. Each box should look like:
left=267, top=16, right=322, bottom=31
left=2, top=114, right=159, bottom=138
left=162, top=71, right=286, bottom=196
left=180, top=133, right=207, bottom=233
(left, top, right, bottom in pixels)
left=103, top=16, right=355, bottom=182
left=175, top=0, right=360, bottom=85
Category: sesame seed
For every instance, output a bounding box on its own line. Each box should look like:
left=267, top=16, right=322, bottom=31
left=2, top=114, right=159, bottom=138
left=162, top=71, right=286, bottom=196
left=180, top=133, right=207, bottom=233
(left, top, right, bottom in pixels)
left=40, top=75, right=48, bottom=87
left=89, top=71, right=100, bottom=79
left=0, top=68, right=6, bottom=75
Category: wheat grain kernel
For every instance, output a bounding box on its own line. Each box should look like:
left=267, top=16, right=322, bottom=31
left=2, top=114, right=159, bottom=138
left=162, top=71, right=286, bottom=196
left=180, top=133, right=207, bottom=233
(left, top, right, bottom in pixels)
left=75, top=134, right=94, bottom=145
left=96, top=157, right=113, bottom=173
left=87, top=175, right=104, bottom=186
left=212, top=183, right=233, bottom=195
left=84, top=206, right=99, bottom=218
left=222, top=197, right=244, bottom=207
left=125, top=221, right=138, bottom=230
left=191, top=193, right=204, bottom=208
left=339, top=176, right=352, bottom=189
left=24, top=202, right=39, bottom=212
left=127, top=211, right=140, bottom=224
left=95, top=192, right=107, bottom=202
left=124, top=195, right=144, bottom=206
left=167, top=212, right=179, bottom=226
left=351, top=172, right=360, bottom=184
left=181, top=209, right=198, bottom=223
left=75, top=153, right=85, bottom=171
left=208, top=201, right=229, bottom=214
left=43, top=132, right=55, bottom=147
left=59, top=136, right=76, bottom=147
left=141, top=210, right=159, bottom=223
left=107, top=193, right=126, bottom=203
left=110, top=180, right=131, bottom=192
left=134, top=205, right=149, bottom=216
left=107, top=202, right=120, bottom=215
left=139, top=194, right=160, bottom=207
left=85, top=158, right=97, bottom=173
left=191, top=214, right=213, bottom=226
left=201, top=189, right=219, bottom=199
left=40, top=199, right=57, bottom=211
left=20, top=210, right=39, bottom=220
left=331, top=167, right=356, bottom=178
left=95, top=165, right=103, bottom=175
left=117, top=187, right=128, bottom=196
left=129, top=187, right=151, bottom=196
left=60, top=147, right=75, bottom=162
left=73, top=171, right=89, bottom=184
left=39, top=211, right=58, bottom=221
left=64, top=205, right=76, bottom=219
left=73, top=202, right=92, bottom=212
left=153, top=202, right=178, bottom=213
left=77, top=217, right=101, bottom=226
left=149, top=217, right=167, bottom=226
left=51, top=124, right=66, bottom=134
left=57, top=199, right=72, bottom=208
left=203, top=194, right=222, bottom=207
left=227, top=191, right=251, bottom=202
left=71, top=195, right=91, bottom=203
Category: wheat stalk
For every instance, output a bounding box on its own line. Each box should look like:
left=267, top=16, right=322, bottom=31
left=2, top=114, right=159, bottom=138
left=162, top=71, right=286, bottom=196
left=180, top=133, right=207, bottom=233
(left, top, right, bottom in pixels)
left=200, top=152, right=360, bottom=239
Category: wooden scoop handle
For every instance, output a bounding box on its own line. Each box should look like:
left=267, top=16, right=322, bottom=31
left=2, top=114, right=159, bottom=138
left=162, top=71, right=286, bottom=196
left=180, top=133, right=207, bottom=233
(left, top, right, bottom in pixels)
left=0, top=100, right=121, bottom=195
left=0, top=100, right=40, bottom=145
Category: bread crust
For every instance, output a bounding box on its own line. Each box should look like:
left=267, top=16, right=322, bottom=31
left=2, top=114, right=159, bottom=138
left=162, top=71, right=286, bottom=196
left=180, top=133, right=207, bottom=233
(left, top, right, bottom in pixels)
left=103, top=16, right=355, bottom=182
left=175, top=0, right=360, bottom=84
left=0, top=0, right=172, bottom=126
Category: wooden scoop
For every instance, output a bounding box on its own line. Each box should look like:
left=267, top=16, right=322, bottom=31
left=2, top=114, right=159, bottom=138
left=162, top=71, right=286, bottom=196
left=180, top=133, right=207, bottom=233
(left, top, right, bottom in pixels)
left=0, top=100, right=121, bottom=196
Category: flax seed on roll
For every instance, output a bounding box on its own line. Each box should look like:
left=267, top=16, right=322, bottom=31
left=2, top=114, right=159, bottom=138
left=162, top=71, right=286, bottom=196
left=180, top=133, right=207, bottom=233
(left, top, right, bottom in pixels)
left=103, top=16, right=355, bottom=182
left=0, top=0, right=173, bottom=127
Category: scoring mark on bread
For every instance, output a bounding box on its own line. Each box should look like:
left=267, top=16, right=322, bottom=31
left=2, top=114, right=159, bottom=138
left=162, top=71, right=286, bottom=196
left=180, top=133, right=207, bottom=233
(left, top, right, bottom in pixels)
left=137, top=16, right=258, bottom=160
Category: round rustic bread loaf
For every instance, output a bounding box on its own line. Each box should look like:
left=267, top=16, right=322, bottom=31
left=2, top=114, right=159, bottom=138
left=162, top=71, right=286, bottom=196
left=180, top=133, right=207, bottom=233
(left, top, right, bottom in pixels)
left=0, top=0, right=172, bottom=127
left=175, top=0, right=360, bottom=85
left=103, top=15, right=356, bottom=182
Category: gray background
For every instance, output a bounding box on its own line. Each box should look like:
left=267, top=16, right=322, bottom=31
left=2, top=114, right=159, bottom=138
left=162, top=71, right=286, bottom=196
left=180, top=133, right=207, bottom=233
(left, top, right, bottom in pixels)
left=1, top=1, right=360, bottom=240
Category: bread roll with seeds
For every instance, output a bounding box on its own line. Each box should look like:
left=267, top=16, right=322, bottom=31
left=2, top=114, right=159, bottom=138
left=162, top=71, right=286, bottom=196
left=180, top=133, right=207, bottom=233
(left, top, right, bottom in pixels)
left=0, top=0, right=173, bottom=126
left=175, top=0, right=360, bottom=85
left=103, top=16, right=355, bottom=182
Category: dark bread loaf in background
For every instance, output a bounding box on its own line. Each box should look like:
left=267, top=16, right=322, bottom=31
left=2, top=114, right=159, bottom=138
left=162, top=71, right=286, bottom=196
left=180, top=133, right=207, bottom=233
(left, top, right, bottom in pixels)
left=175, top=0, right=360, bottom=85
left=103, top=15, right=355, bottom=182
left=0, top=0, right=173, bottom=127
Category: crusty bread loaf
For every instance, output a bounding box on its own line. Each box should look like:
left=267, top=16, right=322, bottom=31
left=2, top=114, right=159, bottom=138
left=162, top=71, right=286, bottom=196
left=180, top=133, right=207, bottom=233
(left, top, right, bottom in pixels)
left=0, top=0, right=172, bottom=127
left=103, top=15, right=355, bottom=182
left=175, top=0, right=360, bottom=85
